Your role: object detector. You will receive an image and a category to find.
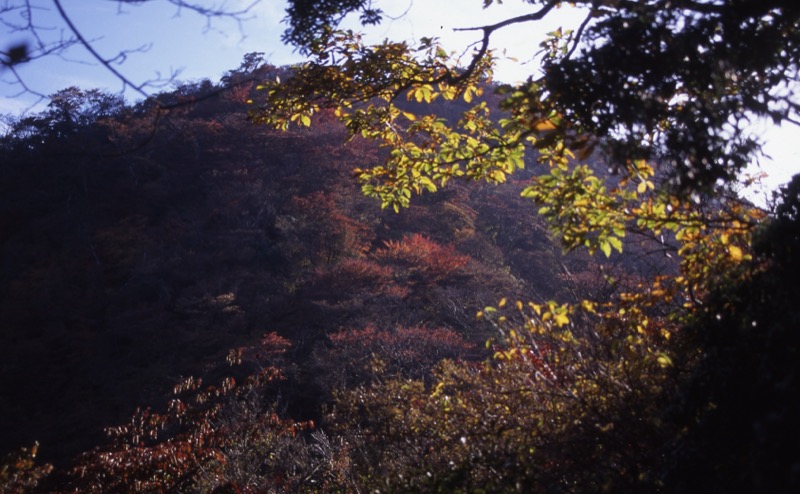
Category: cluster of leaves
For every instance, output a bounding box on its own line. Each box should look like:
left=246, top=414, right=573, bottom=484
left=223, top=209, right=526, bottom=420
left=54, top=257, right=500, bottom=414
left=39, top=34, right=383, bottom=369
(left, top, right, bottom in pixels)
left=536, top=0, right=800, bottom=190
left=328, top=304, right=678, bottom=492
left=0, top=444, right=53, bottom=494
left=275, top=0, right=800, bottom=195
left=372, top=233, right=471, bottom=286
left=659, top=176, right=800, bottom=492
left=250, top=29, right=520, bottom=212
left=17, top=333, right=349, bottom=493
left=283, top=0, right=384, bottom=51
left=315, top=325, right=477, bottom=388
left=55, top=334, right=301, bottom=493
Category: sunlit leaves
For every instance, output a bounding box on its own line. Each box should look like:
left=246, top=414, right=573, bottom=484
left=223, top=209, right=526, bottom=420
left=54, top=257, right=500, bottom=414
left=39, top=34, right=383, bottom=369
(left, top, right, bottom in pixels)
left=329, top=284, right=683, bottom=491
left=346, top=100, right=526, bottom=211
left=248, top=29, right=532, bottom=212
left=372, top=233, right=470, bottom=286
left=407, top=84, right=435, bottom=103
left=521, top=164, right=629, bottom=256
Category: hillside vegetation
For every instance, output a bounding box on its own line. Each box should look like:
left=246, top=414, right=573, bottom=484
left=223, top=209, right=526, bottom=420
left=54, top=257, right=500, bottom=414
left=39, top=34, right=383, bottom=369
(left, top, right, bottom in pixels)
left=0, top=58, right=797, bottom=492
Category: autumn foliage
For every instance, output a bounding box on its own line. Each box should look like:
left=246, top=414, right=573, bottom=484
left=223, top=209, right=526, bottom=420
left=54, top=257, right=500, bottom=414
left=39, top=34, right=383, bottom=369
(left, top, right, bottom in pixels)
left=1, top=48, right=797, bottom=494
left=372, top=233, right=470, bottom=286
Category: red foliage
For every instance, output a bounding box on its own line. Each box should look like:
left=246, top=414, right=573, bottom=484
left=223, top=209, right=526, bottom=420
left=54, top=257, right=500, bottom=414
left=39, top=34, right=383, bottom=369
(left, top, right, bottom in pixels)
left=372, top=234, right=470, bottom=286
left=284, top=191, right=372, bottom=266
left=0, top=443, right=53, bottom=494
left=305, top=258, right=407, bottom=302
left=48, top=334, right=310, bottom=493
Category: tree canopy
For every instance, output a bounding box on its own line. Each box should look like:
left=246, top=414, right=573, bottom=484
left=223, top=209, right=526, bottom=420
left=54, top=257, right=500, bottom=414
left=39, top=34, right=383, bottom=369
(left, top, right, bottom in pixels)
left=271, top=0, right=800, bottom=197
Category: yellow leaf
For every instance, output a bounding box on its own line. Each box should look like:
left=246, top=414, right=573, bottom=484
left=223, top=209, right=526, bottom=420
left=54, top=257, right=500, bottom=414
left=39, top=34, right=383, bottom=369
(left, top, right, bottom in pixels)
left=553, top=313, right=569, bottom=327
left=728, top=244, right=743, bottom=261
left=534, top=119, right=557, bottom=131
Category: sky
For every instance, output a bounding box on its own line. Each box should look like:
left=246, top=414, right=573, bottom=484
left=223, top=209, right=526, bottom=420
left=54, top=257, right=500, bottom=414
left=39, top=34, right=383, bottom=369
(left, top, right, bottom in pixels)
left=1, top=0, right=797, bottom=204
left=0, top=0, right=574, bottom=105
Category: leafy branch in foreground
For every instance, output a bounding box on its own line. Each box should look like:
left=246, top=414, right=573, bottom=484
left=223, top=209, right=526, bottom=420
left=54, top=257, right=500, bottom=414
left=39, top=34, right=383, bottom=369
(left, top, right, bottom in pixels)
left=250, top=29, right=524, bottom=212
left=275, top=0, right=800, bottom=195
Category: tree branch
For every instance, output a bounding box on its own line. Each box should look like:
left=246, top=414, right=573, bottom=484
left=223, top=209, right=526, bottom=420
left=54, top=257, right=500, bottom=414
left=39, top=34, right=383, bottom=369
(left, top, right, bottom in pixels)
left=455, top=0, right=561, bottom=36
left=448, top=0, right=561, bottom=84
left=2, top=0, right=260, bottom=104
left=52, top=0, right=151, bottom=98
left=564, top=10, right=593, bottom=61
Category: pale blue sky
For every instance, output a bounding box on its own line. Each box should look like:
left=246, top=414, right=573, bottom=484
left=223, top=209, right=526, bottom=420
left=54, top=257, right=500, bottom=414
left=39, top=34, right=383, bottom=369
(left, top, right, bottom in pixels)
left=0, top=0, right=295, bottom=111
left=0, top=0, right=567, bottom=108
left=1, top=0, right=797, bottom=201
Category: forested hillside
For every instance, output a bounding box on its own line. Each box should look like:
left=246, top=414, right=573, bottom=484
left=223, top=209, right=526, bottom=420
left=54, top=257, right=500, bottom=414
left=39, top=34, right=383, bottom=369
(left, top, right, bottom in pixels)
left=0, top=61, right=651, bottom=480
left=1, top=47, right=798, bottom=491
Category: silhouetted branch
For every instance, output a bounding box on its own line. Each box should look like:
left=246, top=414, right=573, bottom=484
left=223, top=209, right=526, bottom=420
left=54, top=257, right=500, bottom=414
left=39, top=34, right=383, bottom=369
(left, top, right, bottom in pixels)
left=1, top=0, right=260, bottom=105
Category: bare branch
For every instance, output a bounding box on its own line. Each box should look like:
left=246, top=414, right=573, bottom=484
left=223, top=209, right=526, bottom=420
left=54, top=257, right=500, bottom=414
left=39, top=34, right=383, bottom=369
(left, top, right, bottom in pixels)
left=52, top=0, right=150, bottom=98
left=564, top=10, right=593, bottom=61
left=448, top=0, right=561, bottom=84
left=454, top=0, right=561, bottom=36
left=1, top=0, right=261, bottom=105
